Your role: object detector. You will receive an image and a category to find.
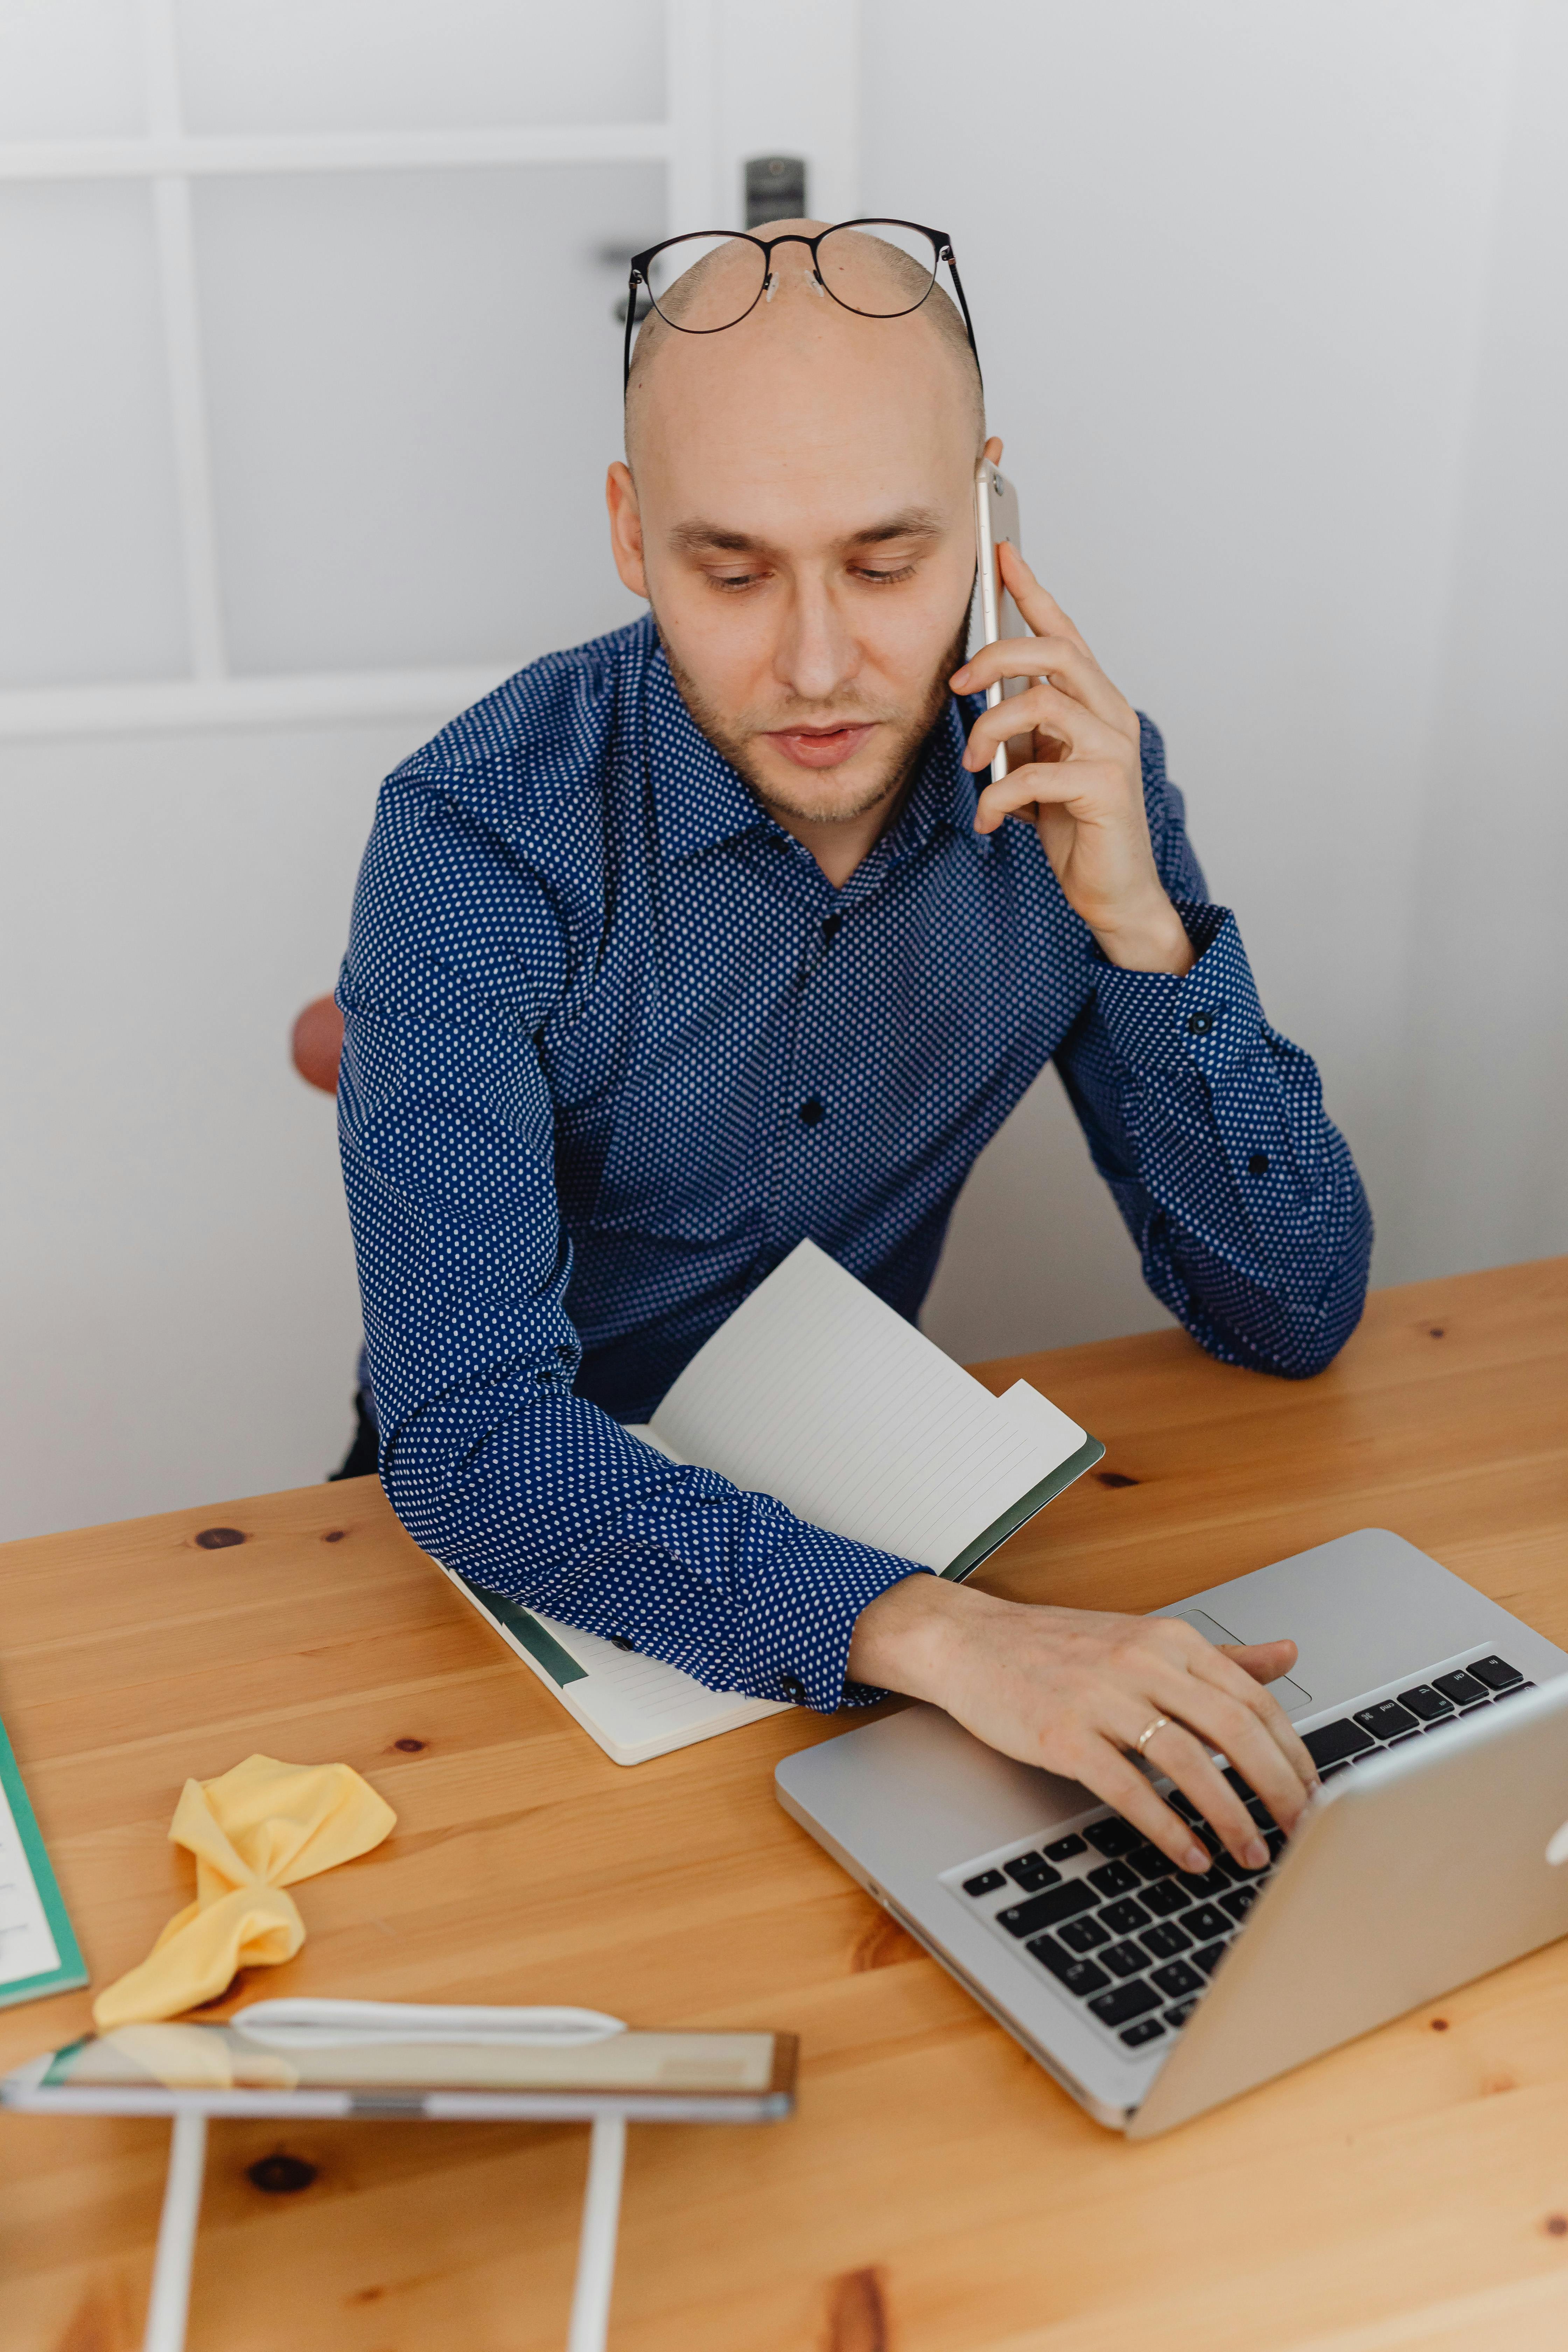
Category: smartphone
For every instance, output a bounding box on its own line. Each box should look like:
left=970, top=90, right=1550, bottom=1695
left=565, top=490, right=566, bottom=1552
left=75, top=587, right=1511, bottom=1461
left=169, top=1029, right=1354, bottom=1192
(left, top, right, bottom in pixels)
left=972, top=455, right=1034, bottom=783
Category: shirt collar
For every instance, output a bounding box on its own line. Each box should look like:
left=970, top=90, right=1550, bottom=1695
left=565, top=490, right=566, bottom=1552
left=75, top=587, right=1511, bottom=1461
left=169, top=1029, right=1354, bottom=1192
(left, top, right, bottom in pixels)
left=643, top=632, right=987, bottom=868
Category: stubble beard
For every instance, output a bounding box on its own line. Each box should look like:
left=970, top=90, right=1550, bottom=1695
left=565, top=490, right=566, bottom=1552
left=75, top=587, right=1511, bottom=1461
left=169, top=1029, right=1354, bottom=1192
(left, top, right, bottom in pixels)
left=654, top=610, right=972, bottom=831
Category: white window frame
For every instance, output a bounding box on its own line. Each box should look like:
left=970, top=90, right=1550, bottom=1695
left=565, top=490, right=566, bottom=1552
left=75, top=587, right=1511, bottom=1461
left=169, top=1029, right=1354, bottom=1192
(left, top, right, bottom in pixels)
left=0, top=0, right=857, bottom=740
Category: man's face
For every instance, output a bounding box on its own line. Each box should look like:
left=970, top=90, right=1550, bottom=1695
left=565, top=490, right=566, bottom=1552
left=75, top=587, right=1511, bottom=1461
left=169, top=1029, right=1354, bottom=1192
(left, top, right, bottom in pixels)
left=608, top=239, right=980, bottom=830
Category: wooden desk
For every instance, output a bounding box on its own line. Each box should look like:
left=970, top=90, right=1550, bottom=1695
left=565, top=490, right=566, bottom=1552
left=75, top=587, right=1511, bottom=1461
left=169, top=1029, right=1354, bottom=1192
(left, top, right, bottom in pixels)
left=1, top=1259, right=1565, bottom=2352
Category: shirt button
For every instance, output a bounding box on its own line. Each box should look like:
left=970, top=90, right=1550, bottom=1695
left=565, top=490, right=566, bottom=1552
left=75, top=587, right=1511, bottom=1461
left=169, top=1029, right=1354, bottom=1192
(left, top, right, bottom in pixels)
left=1185, top=1011, right=1214, bottom=1037
left=799, top=1097, right=825, bottom=1126
left=822, top=915, right=842, bottom=942
left=1247, top=1151, right=1270, bottom=1175
left=610, top=1636, right=636, bottom=1653
left=780, top=1673, right=807, bottom=1702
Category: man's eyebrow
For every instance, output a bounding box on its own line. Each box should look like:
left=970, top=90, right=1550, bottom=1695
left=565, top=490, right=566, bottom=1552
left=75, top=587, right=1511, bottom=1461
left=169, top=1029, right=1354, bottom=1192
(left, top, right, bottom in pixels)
left=667, top=507, right=949, bottom=559
left=839, top=507, right=947, bottom=548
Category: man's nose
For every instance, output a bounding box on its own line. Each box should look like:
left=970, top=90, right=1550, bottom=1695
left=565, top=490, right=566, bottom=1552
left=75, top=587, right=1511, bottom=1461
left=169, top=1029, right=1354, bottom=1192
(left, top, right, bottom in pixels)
left=773, top=578, right=858, bottom=704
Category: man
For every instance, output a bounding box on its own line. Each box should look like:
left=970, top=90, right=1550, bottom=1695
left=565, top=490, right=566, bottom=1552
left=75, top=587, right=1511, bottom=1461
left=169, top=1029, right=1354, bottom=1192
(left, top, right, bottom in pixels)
left=338, top=223, right=1370, bottom=1876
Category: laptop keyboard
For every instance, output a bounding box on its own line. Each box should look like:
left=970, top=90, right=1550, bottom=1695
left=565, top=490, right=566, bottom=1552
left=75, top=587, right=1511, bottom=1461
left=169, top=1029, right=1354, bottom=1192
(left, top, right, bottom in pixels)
left=946, top=1650, right=1533, bottom=2057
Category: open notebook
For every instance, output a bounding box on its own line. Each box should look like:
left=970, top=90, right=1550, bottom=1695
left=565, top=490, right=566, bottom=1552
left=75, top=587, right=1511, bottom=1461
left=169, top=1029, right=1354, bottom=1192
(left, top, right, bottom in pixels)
left=440, top=1240, right=1103, bottom=1765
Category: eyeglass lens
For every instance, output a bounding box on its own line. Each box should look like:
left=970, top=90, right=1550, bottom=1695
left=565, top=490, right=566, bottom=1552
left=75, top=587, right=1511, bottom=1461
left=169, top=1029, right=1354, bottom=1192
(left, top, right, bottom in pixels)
left=644, top=223, right=939, bottom=334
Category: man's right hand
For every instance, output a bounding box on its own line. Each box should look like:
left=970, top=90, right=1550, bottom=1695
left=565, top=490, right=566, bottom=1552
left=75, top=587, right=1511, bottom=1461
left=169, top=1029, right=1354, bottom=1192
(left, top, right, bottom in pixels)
left=846, top=1575, right=1320, bottom=1872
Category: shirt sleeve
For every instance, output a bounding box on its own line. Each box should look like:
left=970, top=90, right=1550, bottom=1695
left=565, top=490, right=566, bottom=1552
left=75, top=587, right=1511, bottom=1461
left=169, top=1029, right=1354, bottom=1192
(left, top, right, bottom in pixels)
left=1052, top=716, right=1373, bottom=1378
left=337, top=775, right=928, bottom=1713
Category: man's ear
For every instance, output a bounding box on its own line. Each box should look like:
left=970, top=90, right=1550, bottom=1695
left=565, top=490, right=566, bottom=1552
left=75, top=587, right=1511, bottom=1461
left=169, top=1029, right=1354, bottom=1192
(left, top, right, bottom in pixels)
left=606, top=462, right=649, bottom=600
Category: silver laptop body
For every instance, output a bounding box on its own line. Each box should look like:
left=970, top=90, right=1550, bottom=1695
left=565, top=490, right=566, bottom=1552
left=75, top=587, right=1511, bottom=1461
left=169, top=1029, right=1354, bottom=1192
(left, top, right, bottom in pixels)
left=775, top=1530, right=1568, bottom=2136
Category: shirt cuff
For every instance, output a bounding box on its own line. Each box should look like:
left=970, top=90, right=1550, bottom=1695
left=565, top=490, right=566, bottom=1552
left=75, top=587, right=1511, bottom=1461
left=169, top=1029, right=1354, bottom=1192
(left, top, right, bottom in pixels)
left=1091, top=903, right=1266, bottom=1078
left=744, top=1525, right=936, bottom=1712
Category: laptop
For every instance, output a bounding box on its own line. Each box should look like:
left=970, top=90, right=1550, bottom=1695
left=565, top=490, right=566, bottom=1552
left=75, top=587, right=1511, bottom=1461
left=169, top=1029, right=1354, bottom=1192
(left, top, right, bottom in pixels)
left=775, top=1530, right=1568, bottom=2136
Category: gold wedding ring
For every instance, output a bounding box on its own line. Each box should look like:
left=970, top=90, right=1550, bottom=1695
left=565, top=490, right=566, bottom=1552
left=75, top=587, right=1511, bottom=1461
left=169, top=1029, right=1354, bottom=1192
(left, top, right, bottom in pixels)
left=1135, top=1714, right=1170, bottom=1757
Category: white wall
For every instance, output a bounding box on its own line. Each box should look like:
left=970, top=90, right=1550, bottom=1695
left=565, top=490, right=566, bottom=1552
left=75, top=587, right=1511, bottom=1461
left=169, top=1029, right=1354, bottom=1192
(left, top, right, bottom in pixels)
left=2, top=1, right=1564, bottom=1540
left=911, top=0, right=1568, bottom=1357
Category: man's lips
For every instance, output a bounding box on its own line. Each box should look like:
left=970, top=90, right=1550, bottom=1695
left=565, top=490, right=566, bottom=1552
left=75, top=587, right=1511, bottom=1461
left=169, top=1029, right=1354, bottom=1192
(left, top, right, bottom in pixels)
left=763, top=721, right=878, bottom=770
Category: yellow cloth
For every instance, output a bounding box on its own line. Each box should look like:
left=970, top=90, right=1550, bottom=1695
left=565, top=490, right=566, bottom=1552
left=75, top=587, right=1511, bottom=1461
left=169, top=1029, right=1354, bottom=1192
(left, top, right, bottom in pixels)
left=92, top=1754, right=396, bottom=2030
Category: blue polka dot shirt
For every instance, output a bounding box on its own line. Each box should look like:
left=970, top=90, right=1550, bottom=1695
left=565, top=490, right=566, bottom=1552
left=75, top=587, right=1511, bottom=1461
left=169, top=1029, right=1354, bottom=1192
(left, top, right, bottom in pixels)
left=337, top=616, right=1371, bottom=1712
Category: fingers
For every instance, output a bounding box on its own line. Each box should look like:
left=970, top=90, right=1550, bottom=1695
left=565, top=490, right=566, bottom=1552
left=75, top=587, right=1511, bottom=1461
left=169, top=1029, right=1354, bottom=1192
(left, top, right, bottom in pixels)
left=961, top=676, right=1122, bottom=773
left=1191, top=1643, right=1320, bottom=1801
left=1141, top=1654, right=1317, bottom=1855
left=994, top=542, right=1092, bottom=653
left=1068, top=1745, right=1214, bottom=1876
left=973, top=755, right=1123, bottom=836
left=954, top=634, right=1129, bottom=737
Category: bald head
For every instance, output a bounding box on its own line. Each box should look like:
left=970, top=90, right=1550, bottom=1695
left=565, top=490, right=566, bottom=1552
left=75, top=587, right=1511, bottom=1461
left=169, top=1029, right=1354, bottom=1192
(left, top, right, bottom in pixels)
left=604, top=218, right=995, bottom=876
left=624, top=219, right=983, bottom=471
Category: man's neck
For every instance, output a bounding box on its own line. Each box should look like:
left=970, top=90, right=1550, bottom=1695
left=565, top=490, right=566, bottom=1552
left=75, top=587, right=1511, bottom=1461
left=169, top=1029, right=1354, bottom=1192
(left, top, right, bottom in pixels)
left=763, top=772, right=917, bottom=890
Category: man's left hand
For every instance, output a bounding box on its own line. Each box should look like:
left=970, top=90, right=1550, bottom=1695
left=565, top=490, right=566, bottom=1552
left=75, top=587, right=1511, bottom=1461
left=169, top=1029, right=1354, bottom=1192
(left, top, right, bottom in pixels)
left=951, top=539, right=1194, bottom=976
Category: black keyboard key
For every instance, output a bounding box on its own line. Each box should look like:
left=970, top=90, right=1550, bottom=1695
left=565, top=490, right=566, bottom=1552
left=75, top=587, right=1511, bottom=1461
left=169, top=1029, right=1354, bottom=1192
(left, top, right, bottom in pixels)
left=1220, top=1884, right=1259, bottom=1921
left=1127, top=1843, right=1176, bottom=1882
left=1303, top=1717, right=1377, bottom=1768
left=1004, top=1853, right=1064, bottom=1893
left=1151, top=1959, right=1203, bottom=1999
left=1182, top=1903, right=1231, bottom=1941
left=996, top=1881, right=1096, bottom=1938
left=1354, top=1700, right=1419, bottom=1741
left=1222, top=1766, right=1253, bottom=1799
left=1101, top=1939, right=1151, bottom=1979
left=1044, top=1833, right=1088, bottom=1862
left=1469, top=1655, right=1524, bottom=1692
left=1083, top=1818, right=1142, bottom=1858
left=1190, top=1940, right=1226, bottom=1977
left=1088, top=1980, right=1160, bottom=2027
left=1140, top=1920, right=1193, bottom=1960
left=1164, top=1997, right=1200, bottom=2027
left=1120, top=2017, right=1166, bottom=2049
left=1166, top=1790, right=1203, bottom=1824
left=1433, top=1669, right=1488, bottom=1707
left=1184, top=1868, right=1232, bottom=1903
left=1059, top=1914, right=1110, bottom=1954
left=1027, top=1935, right=1110, bottom=1995
left=1088, top=1861, right=1140, bottom=1899
left=1244, top=1795, right=1274, bottom=1830
left=1142, top=1878, right=1194, bottom=1917
left=1100, top=1897, right=1152, bottom=1936
left=1493, top=1679, right=1536, bottom=1701
left=1397, top=1684, right=1453, bottom=1721
left=962, top=1869, right=1006, bottom=1897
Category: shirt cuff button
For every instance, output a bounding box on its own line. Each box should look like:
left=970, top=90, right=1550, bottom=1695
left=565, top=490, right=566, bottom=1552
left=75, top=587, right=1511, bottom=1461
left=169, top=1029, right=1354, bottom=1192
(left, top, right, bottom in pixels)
left=1185, top=1011, right=1214, bottom=1037
left=780, top=1673, right=807, bottom=1703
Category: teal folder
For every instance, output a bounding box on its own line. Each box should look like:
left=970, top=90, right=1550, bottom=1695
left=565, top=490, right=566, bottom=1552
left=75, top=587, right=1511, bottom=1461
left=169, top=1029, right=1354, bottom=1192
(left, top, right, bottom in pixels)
left=0, top=1709, right=89, bottom=2009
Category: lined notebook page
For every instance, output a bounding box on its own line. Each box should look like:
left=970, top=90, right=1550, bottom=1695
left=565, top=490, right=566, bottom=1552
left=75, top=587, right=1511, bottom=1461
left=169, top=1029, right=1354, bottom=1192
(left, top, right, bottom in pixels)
left=527, top=1608, right=786, bottom=1741
left=648, top=1240, right=1082, bottom=1570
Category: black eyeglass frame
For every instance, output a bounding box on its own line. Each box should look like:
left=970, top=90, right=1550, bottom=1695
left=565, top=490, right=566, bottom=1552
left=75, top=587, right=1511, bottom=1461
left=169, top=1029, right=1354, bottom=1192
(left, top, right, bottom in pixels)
left=622, top=217, right=982, bottom=393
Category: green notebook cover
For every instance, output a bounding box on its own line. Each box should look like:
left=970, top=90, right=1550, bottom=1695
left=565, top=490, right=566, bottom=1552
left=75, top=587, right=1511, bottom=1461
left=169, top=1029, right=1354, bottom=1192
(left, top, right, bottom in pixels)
left=940, top=1430, right=1106, bottom=1582
left=0, top=1708, right=89, bottom=2009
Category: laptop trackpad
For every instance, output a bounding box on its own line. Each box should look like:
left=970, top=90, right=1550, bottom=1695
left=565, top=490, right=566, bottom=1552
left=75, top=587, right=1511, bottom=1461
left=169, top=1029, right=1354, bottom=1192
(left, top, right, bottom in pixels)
left=1164, top=1606, right=1315, bottom=1718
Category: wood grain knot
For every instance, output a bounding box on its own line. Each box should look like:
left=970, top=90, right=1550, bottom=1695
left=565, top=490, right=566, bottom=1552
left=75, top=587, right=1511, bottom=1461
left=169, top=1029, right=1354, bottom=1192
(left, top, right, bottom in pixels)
left=393, top=1737, right=427, bottom=1753
left=1545, top=2215, right=1568, bottom=2237
left=825, top=2266, right=889, bottom=2352
left=852, top=1913, right=923, bottom=1973
left=1095, top=1470, right=1140, bottom=1489
left=247, top=2152, right=318, bottom=2194
left=322, top=1528, right=346, bottom=1542
left=1429, top=2016, right=1449, bottom=2031
left=1428, top=1326, right=1446, bottom=1339
left=194, top=1526, right=247, bottom=1550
